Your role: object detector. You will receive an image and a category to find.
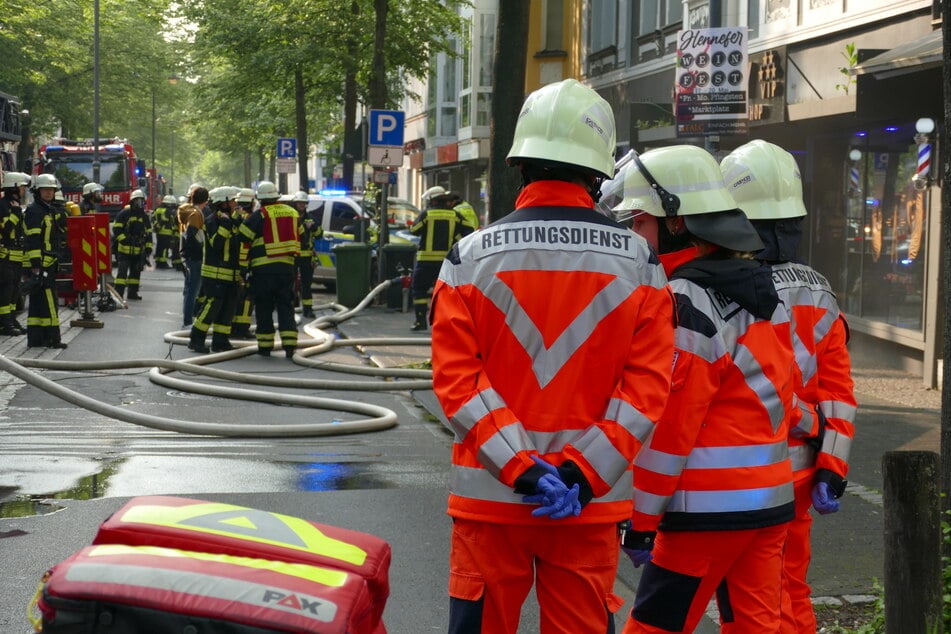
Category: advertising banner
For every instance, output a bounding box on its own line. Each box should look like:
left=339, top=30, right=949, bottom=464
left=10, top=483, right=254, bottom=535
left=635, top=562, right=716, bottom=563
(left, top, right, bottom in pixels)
left=675, top=27, right=749, bottom=137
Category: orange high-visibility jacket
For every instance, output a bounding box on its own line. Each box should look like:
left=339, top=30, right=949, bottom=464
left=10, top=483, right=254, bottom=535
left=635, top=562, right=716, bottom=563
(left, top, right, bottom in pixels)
left=632, top=258, right=796, bottom=533
left=771, top=261, right=855, bottom=486
left=431, top=181, right=675, bottom=526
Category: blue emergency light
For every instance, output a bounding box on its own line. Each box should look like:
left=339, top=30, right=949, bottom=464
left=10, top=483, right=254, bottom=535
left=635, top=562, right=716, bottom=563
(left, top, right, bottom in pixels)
left=319, top=189, right=347, bottom=197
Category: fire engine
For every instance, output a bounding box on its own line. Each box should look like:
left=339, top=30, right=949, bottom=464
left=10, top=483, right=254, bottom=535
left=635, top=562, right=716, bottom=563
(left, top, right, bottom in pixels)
left=34, top=138, right=147, bottom=218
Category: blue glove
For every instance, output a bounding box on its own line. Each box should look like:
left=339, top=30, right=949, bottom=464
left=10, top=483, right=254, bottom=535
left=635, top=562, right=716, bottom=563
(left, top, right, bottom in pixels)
left=521, top=456, right=581, bottom=519
left=621, top=546, right=653, bottom=568
left=811, top=481, right=840, bottom=515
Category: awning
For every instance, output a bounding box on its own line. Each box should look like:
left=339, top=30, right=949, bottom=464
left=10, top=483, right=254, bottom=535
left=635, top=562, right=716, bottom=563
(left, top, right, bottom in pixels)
left=853, top=29, right=942, bottom=79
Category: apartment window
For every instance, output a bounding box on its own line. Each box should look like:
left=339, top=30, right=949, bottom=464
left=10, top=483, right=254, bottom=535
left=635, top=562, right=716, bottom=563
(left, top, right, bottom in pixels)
left=544, top=0, right=564, bottom=50
left=590, top=0, right=617, bottom=52
left=636, top=0, right=683, bottom=36
left=479, top=13, right=495, bottom=87
left=460, top=94, right=471, bottom=128
left=476, top=92, right=491, bottom=127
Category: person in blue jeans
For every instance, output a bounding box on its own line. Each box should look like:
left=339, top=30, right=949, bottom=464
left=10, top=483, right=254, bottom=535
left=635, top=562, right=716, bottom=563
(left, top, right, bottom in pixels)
left=177, top=185, right=208, bottom=327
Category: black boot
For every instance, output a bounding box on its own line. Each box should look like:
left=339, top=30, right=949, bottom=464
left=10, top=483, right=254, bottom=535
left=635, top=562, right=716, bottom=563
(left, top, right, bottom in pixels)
left=211, top=335, right=234, bottom=352
left=188, top=328, right=210, bottom=353
left=47, top=330, right=67, bottom=349
left=115, top=284, right=126, bottom=299
left=127, top=285, right=142, bottom=300
left=26, top=325, right=45, bottom=348
left=411, top=305, right=428, bottom=331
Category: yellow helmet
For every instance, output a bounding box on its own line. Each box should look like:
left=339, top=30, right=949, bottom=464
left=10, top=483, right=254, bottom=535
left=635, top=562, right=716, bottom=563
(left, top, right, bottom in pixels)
left=506, top=79, right=616, bottom=179
left=720, top=140, right=807, bottom=220
left=614, top=145, right=762, bottom=252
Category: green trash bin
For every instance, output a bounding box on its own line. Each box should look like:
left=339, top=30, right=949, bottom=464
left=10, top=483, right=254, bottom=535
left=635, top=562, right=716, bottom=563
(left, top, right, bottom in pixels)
left=333, top=242, right=372, bottom=307
left=381, top=243, right=418, bottom=310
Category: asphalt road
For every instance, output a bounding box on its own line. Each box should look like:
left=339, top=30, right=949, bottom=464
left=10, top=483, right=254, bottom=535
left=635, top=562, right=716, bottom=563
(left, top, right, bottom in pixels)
left=0, top=266, right=941, bottom=632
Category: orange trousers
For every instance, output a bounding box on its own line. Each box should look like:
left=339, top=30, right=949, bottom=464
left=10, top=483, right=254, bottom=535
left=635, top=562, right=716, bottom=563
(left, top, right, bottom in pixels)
left=778, top=471, right=817, bottom=634
left=623, top=524, right=788, bottom=634
left=448, top=518, right=623, bottom=634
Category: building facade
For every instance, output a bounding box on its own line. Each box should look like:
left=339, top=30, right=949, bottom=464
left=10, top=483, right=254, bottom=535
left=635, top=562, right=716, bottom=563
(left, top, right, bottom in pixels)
left=583, top=0, right=942, bottom=386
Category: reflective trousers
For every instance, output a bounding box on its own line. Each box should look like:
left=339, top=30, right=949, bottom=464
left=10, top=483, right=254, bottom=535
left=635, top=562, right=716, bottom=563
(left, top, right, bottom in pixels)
left=779, top=471, right=817, bottom=634
left=448, top=518, right=621, bottom=634
left=624, top=524, right=788, bottom=634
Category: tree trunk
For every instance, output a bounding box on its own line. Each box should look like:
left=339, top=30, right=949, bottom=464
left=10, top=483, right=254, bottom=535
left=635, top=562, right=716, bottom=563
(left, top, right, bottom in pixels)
left=487, top=2, right=530, bottom=222
left=295, top=64, right=309, bottom=192
left=369, top=0, right=388, bottom=109
left=342, top=0, right=360, bottom=191
left=940, top=0, right=951, bottom=570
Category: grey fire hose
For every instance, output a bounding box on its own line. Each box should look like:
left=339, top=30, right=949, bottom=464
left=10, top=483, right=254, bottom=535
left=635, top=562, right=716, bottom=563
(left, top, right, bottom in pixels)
left=2, top=280, right=435, bottom=437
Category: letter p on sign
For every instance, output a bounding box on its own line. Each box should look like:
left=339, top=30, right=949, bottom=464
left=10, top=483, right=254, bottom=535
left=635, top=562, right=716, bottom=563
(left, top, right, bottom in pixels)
left=368, top=110, right=405, bottom=147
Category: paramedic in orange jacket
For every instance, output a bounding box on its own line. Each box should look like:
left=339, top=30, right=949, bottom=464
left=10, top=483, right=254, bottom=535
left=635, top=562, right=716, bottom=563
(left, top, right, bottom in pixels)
left=612, top=145, right=796, bottom=634
left=430, top=79, right=676, bottom=634
left=721, top=140, right=856, bottom=634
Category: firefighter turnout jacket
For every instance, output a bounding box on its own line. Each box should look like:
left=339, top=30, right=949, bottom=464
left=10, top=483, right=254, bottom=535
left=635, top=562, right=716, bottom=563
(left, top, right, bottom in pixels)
left=113, top=206, right=152, bottom=258
left=631, top=255, right=796, bottom=535
left=238, top=202, right=300, bottom=267
left=201, top=210, right=241, bottom=282
left=410, top=207, right=471, bottom=262
left=24, top=198, right=64, bottom=271
left=431, top=181, right=675, bottom=526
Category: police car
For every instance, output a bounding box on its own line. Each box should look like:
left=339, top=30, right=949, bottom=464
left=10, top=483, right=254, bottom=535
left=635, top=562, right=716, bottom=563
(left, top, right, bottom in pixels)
left=308, top=190, right=419, bottom=288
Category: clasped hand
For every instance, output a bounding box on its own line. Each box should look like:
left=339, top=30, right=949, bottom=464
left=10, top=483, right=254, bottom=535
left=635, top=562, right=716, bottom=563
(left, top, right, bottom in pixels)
left=521, top=455, right=581, bottom=519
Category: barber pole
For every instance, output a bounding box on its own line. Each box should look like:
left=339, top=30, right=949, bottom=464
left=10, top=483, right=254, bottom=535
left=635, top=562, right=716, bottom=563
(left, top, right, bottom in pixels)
left=914, top=140, right=932, bottom=188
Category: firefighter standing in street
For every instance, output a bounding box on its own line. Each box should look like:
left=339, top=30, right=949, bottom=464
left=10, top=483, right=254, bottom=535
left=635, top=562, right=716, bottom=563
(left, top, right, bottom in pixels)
left=721, top=140, right=856, bottom=634
left=153, top=194, right=180, bottom=269
left=611, top=145, right=795, bottom=634
left=0, top=172, right=30, bottom=335
left=188, top=186, right=241, bottom=353
left=447, top=191, right=480, bottom=231
left=178, top=185, right=208, bottom=327
left=23, top=173, right=67, bottom=348
left=290, top=190, right=317, bottom=318
left=409, top=186, right=472, bottom=331
left=230, top=187, right=255, bottom=339
left=112, top=189, right=151, bottom=300
left=430, top=79, right=675, bottom=634
left=79, top=182, right=103, bottom=215
left=238, top=180, right=300, bottom=357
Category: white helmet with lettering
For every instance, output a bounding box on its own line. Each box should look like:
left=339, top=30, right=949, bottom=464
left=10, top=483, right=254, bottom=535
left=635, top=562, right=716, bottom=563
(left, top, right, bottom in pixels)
left=83, top=182, right=104, bottom=197
left=506, top=78, right=617, bottom=180
left=256, top=180, right=280, bottom=201
left=720, top=140, right=807, bottom=220
left=33, top=173, right=59, bottom=190
left=615, top=145, right=762, bottom=252
left=2, top=171, right=31, bottom=189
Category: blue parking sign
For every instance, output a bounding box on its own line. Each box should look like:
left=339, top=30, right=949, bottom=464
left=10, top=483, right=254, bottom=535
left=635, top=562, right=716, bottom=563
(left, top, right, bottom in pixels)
left=368, top=110, right=405, bottom=147
left=277, top=137, right=297, bottom=159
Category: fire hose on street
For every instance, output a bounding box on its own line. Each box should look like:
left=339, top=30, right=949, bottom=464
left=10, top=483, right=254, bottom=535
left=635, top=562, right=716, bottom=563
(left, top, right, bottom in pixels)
left=0, top=280, right=434, bottom=438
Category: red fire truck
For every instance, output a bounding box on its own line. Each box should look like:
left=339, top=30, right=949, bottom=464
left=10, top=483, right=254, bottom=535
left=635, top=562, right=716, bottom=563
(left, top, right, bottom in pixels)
left=34, top=138, right=146, bottom=218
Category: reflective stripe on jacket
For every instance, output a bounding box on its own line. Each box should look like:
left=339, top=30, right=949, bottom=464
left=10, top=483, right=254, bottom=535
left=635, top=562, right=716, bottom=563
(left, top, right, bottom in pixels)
left=633, top=274, right=796, bottom=533
left=24, top=200, right=60, bottom=269
left=113, top=207, right=151, bottom=256
left=771, top=261, right=856, bottom=478
left=200, top=211, right=241, bottom=282
left=239, top=203, right=299, bottom=267
left=431, top=180, right=675, bottom=526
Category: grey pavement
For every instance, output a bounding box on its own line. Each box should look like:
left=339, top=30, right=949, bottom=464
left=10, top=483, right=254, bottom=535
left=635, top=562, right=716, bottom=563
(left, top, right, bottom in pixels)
left=0, top=273, right=941, bottom=633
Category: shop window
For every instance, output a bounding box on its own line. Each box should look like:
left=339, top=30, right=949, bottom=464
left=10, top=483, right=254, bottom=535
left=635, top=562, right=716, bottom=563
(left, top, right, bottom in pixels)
left=822, top=126, right=929, bottom=331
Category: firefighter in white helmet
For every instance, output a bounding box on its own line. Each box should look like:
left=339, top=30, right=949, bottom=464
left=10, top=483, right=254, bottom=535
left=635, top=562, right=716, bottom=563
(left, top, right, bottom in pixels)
left=237, top=180, right=299, bottom=357
left=430, top=78, right=675, bottom=633
left=721, top=140, right=856, bottom=634
left=611, top=145, right=795, bottom=634
left=289, top=190, right=318, bottom=318
left=23, top=173, right=67, bottom=348
left=112, top=189, right=152, bottom=300
left=80, top=182, right=104, bottom=215
left=0, top=172, right=31, bottom=335
left=230, top=187, right=256, bottom=338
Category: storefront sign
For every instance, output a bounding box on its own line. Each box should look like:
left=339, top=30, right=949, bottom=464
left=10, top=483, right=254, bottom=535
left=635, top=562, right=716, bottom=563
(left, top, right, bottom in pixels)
left=749, top=48, right=786, bottom=126
left=675, top=27, right=749, bottom=137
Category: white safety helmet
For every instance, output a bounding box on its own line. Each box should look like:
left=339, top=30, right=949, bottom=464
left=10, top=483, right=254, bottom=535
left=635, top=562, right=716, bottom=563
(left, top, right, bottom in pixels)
left=614, top=145, right=762, bottom=252
left=236, top=188, right=255, bottom=203
left=129, top=189, right=145, bottom=202
left=720, top=140, right=807, bottom=220
left=421, top=185, right=447, bottom=201
left=506, top=78, right=617, bottom=180
left=209, top=186, right=239, bottom=204
left=256, top=180, right=280, bottom=201
left=161, top=194, right=178, bottom=205
left=82, top=182, right=104, bottom=196
left=2, top=171, right=31, bottom=189
left=290, top=191, right=309, bottom=203
left=186, top=182, right=203, bottom=198
left=54, top=190, right=65, bottom=202
left=32, top=173, right=59, bottom=190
